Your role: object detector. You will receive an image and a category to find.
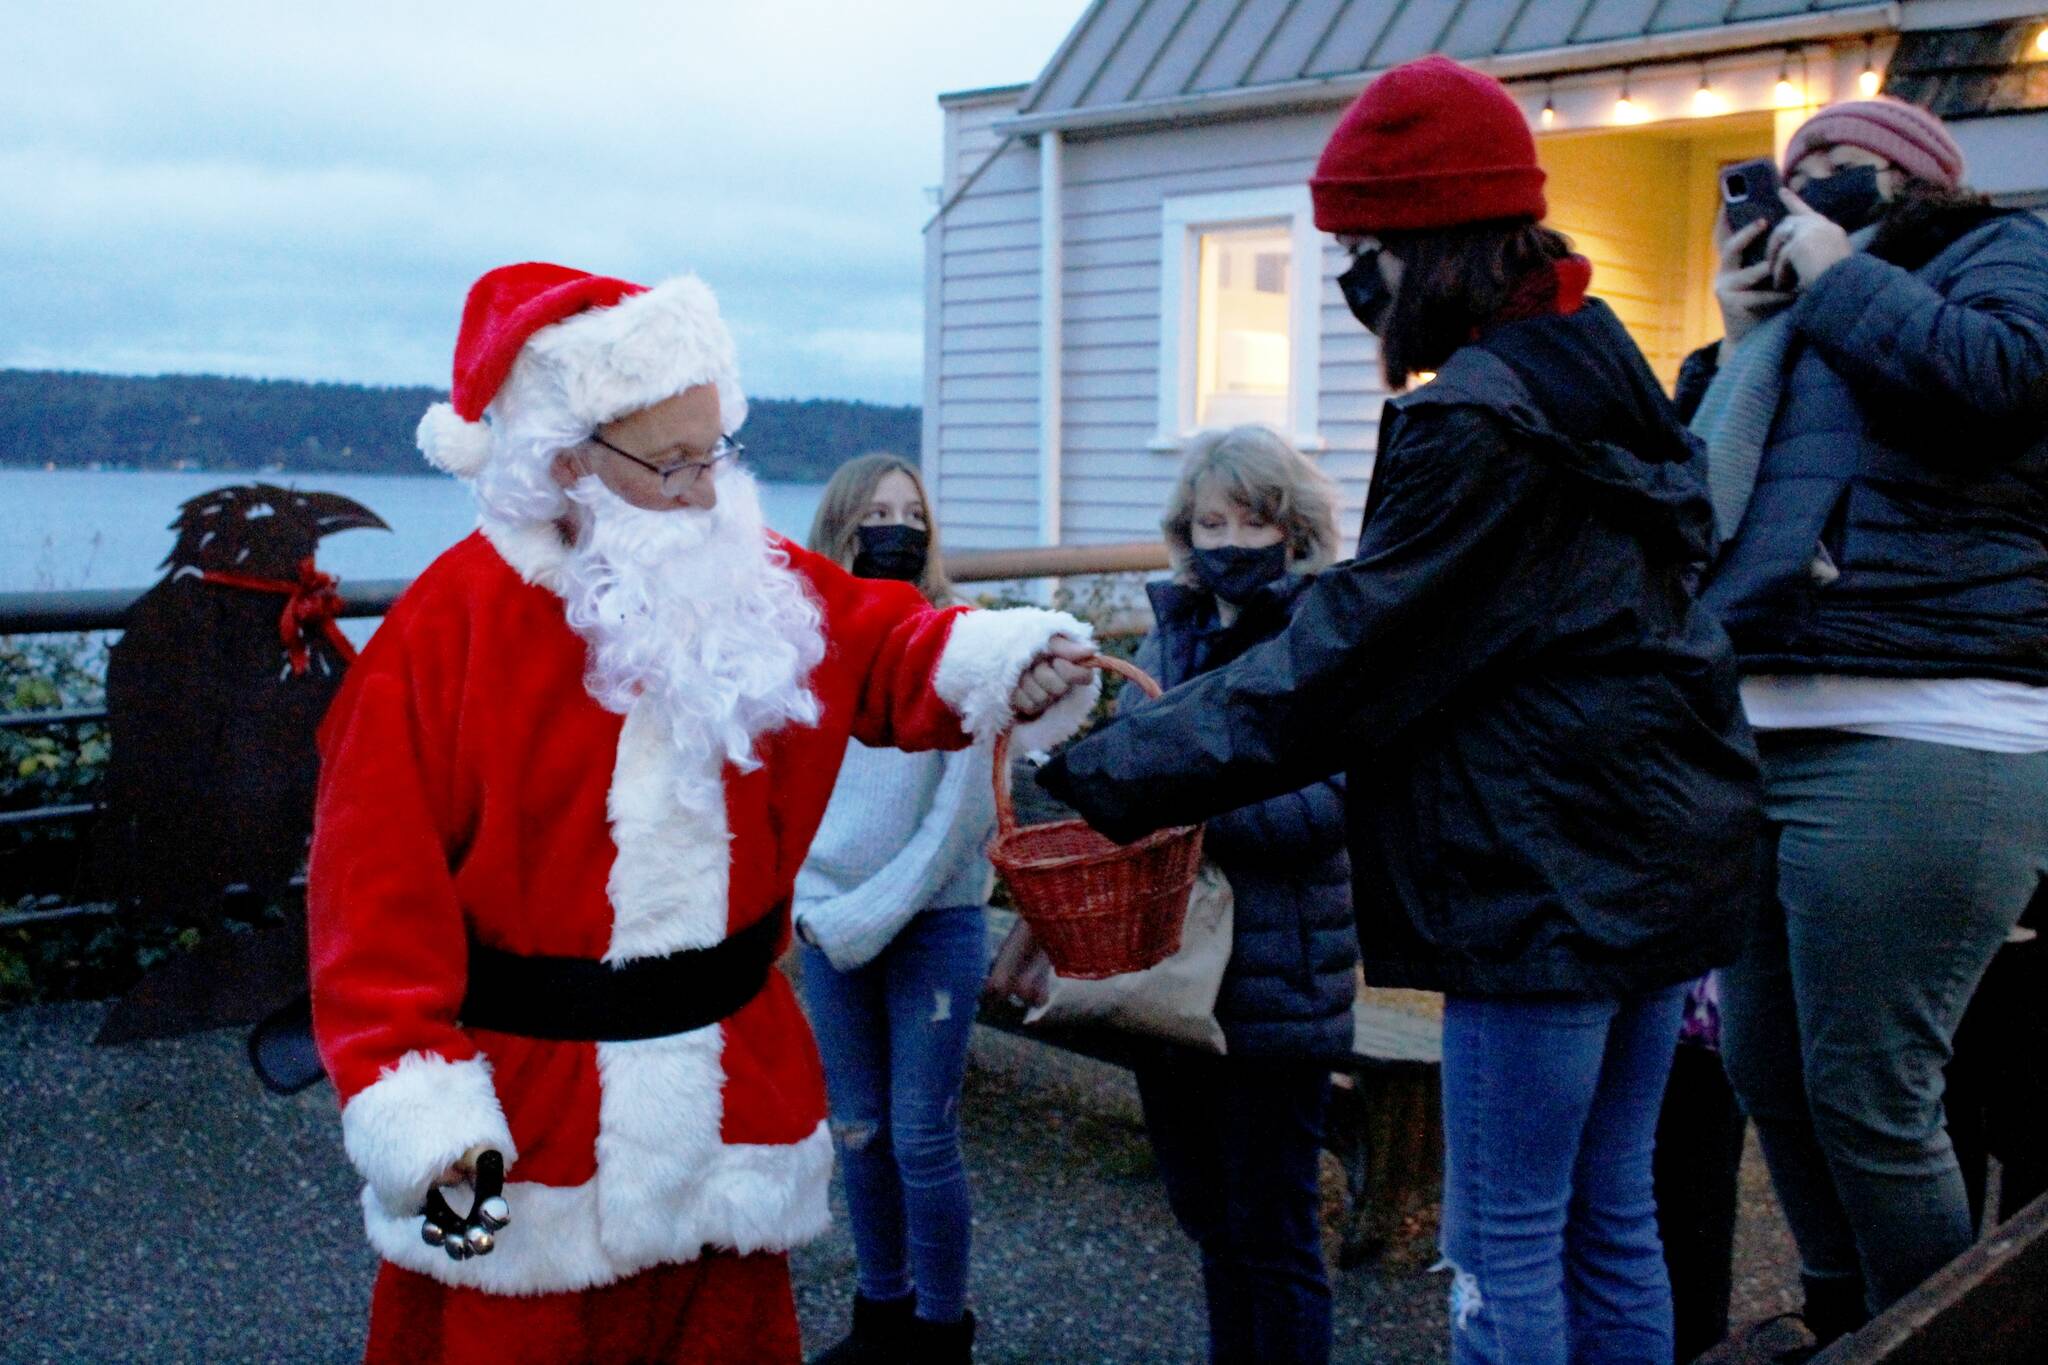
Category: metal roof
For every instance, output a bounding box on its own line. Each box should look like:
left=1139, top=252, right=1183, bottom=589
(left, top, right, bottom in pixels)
left=1015, top=0, right=1894, bottom=123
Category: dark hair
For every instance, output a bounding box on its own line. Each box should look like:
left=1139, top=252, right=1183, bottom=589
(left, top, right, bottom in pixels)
left=1869, top=178, right=2000, bottom=272
left=1374, top=218, right=1574, bottom=388
left=806, top=452, right=955, bottom=606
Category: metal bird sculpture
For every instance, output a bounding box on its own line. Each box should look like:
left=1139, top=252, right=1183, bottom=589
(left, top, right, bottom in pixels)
left=93, top=484, right=387, bottom=1057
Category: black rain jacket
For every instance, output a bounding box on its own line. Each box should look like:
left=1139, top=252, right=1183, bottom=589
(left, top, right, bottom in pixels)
left=1039, top=299, right=1761, bottom=998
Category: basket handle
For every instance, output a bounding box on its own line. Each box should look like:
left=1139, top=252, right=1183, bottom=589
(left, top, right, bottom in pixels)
left=992, top=652, right=1163, bottom=837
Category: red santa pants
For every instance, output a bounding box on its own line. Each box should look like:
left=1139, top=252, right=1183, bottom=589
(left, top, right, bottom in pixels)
left=364, top=1251, right=800, bottom=1365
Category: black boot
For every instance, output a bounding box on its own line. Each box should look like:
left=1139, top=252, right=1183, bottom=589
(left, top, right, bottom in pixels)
left=807, top=1294, right=916, bottom=1365
left=904, top=1309, right=975, bottom=1364
left=1799, top=1272, right=1870, bottom=1349
left=1729, top=1275, right=1871, bottom=1365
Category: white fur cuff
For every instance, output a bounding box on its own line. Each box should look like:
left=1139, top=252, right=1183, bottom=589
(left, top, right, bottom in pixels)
left=932, top=607, right=1100, bottom=752
left=341, top=1051, right=518, bottom=1217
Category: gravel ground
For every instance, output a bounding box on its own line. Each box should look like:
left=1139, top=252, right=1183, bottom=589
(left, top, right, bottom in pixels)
left=1, top=1002, right=1800, bottom=1364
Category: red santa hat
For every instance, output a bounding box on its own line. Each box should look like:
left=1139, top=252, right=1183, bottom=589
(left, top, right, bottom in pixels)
left=416, top=262, right=747, bottom=478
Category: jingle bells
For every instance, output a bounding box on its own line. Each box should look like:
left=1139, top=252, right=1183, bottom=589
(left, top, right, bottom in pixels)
left=418, top=1148, right=510, bottom=1261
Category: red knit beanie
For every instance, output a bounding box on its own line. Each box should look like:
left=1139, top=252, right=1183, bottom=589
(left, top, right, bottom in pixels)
left=1782, top=98, right=1965, bottom=190
left=1311, top=55, right=1546, bottom=233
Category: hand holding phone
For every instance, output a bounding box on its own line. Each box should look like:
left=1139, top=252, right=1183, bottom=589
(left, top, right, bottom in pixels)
left=1713, top=167, right=1796, bottom=346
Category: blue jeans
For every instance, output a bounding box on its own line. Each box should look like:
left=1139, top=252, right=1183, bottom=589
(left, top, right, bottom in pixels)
left=1720, top=733, right=2048, bottom=1312
left=798, top=905, right=986, bottom=1324
left=1135, top=1055, right=1333, bottom=1365
left=1439, top=987, right=1685, bottom=1365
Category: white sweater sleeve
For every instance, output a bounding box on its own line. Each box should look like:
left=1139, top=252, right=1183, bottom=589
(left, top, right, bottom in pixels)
left=795, top=744, right=996, bottom=972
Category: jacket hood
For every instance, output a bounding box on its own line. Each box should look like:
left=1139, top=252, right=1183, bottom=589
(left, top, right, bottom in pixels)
left=1396, top=298, right=1714, bottom=564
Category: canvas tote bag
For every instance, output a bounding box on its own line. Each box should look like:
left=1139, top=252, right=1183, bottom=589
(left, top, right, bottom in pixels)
left=1010, top=862, right=1235, bottom=1053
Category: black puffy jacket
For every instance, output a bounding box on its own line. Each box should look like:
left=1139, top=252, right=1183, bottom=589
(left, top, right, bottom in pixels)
left=1125, top=576, right=1357, bottom=1058
left=1682, top=210, right=2048, bottom=682
left=1040, top=299, right=1761, bottom=999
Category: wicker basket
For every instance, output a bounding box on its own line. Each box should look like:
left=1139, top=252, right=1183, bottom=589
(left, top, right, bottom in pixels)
left=990, top=654, right=1204, bottom=980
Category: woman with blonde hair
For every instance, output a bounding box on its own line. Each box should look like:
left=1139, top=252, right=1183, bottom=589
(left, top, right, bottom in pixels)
left=1123, top=424, right=1357, bottom=1365
left=795, top=453, right=991, bottom=1365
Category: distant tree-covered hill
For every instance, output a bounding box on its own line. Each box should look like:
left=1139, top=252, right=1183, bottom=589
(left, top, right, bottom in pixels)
left=0, top=369, right=920, bottom=482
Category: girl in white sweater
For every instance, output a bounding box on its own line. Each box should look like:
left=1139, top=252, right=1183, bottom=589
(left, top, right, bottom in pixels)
left=796, top=454, right=995, bottom=1365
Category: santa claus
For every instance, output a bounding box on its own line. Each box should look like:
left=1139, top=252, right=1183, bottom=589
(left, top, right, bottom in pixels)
left=308, top=263, right=1097, bottom=1364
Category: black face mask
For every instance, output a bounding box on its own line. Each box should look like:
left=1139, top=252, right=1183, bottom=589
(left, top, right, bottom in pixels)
left=1190, top=543, right=1289, bottom=606
left=1797, top=164, right=1886, bottom=234
left=852, top=523, right=929, bottom=582
left=1338, top=248, right=1395, bottom=334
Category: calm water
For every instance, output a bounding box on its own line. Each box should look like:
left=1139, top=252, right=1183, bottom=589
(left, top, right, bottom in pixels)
left=0, top=468, right=827, bottom=595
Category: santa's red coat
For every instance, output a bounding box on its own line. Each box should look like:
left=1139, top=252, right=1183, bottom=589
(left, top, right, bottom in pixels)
left=309, top=518, right=1091, bottom=1304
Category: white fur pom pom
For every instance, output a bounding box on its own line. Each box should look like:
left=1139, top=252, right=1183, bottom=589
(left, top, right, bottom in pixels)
left=416, top=402, right=492, bottom=477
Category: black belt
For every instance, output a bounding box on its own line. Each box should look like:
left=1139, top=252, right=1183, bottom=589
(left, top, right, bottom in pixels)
left=460, top=905, right=785, bottom=1042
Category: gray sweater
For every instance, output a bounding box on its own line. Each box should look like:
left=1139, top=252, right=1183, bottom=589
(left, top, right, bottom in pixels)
left=793, top=739, right=997, bottom=971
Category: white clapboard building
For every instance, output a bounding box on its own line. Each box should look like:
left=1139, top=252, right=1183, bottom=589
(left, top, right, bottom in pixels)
left=921, top=0, right=2048, bottom=550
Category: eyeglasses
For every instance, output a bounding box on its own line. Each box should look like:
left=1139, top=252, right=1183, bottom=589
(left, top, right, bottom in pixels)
left=588, top=431, right=743, bottom=498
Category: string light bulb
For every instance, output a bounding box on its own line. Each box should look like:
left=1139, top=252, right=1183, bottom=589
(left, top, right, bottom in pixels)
left=1774, top=52, right=1802, bottom=108
left=1540, top=83, right=1556, bottom=129
left=1858, top=36, right=1880, bottom=97
left=2035, top=25, right=2048, bottom=57
left=1693, top=65, right=1725, bottom=116
left=1614, top=69, right=1643, bottom=123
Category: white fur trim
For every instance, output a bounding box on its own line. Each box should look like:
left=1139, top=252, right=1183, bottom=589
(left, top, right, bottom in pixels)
left=340, top=1052, right=518, bottom=1218
left=604, top=697, right=731, bottom=963
left=590, top=1035, right=833, bottom=1266
left=477, top=513, right=571, bottom=592
left=359, top=1125, right=832, bottom=1295
left=416, top=402, right=493, bottom=478
left=933, top=607, right=1099, bottom=751
left=522, top=273, right=747, bottom=436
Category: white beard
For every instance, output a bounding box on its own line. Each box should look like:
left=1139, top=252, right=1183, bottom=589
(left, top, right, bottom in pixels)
left=558, top=469, right=825, bottom=797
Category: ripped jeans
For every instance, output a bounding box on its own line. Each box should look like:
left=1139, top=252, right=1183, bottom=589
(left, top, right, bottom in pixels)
left=1439, top=987, right=1685, bottom=1365
left=798, top=905, right=987, bottom=1323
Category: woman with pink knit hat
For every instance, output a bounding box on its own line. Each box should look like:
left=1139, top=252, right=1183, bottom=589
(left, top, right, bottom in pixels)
left=1674, top=94, right=2048, bottom=1352
left=1039, top=55, right=1759, bottom=1365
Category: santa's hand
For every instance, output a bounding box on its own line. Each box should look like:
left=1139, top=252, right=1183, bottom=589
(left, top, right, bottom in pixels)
left=1010, top=635, right=1096, bottom=720
left=433, top=1142, right=499, bottom=1189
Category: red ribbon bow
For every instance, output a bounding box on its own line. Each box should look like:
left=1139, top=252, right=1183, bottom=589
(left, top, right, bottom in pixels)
left=199, top=556, right=357, bottom=675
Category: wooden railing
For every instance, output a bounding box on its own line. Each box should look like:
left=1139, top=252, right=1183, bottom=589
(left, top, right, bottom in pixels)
left=0, top=541, right=1169, bottom=636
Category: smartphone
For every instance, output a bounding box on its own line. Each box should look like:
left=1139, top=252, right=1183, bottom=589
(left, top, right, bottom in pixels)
left=1720, top=159, right=1787, bottom=265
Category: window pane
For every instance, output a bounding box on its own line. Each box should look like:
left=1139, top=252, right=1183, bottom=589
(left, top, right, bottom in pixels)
left=1196, top=224, right=1290, bottom=429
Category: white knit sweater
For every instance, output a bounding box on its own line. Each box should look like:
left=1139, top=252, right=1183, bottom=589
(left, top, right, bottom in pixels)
left=793, top=738, right=997, bottom=971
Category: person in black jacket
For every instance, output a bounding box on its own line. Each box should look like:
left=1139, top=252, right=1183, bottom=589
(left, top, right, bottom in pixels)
left=1122, top=424, right=1356, bottom=1365
left=1039, top=57, right=1759, bottom=1365
left=1678, top=97, right=2048, bottom=1347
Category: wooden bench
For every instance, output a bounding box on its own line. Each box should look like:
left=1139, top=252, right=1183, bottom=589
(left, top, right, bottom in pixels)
left=976, top=909, right=1444, bottom=1267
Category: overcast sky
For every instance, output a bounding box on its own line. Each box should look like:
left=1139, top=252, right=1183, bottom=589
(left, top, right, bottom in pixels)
left=1, top=1, right=1088, bottom=406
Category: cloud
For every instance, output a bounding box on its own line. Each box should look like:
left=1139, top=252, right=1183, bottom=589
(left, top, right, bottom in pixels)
left=0, top=0, right=1084, bottom=403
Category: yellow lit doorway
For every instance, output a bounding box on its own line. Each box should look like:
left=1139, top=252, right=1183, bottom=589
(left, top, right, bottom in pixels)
left=1539, top=111, right=1776, bottom=387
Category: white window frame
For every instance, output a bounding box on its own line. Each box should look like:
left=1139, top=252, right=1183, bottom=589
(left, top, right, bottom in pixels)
left=1153, top=184, right=1324, bottom=453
